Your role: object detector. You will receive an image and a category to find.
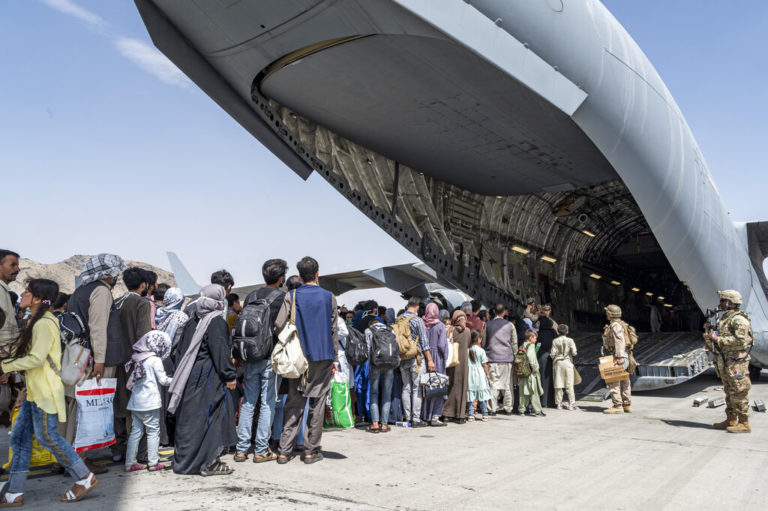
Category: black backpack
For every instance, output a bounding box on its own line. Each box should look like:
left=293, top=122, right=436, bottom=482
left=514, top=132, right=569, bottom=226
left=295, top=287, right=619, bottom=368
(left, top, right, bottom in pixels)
left=370, top=325, right=400, bottom=369
left=345, top=327, right=368, bottom=366
left=57, top=311, right=89, bottom=348
left=233, top=289, right=282, bottom=362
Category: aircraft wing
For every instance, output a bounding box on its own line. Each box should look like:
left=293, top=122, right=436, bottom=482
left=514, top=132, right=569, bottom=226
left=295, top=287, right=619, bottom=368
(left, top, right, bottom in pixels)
left=167, top=252, right=459, bottom=301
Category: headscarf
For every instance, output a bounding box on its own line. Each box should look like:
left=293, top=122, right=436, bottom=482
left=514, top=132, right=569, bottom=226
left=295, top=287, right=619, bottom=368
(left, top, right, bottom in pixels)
left=523, top=317, right=538, bottom=333
left=156, top=287, right=185, bottom=326
left=439, top=309, right=450, bottom=322
left=124, top=330, right=171, bottom=391
left=167, top=284, right=226, bottom=413
left=423, top=302, right=441, bottom=331
left=385, top=308, right=396, bottom=326
left=79, top=253, right=126, bottom=285
left=452, top=310, right=467, bottom=326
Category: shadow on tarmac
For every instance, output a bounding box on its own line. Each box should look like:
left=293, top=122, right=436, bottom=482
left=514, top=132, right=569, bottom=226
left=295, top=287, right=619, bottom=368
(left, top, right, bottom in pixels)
left=657, top=419, right=713, bottom=430
left=320, top=450, right=347, bottom=460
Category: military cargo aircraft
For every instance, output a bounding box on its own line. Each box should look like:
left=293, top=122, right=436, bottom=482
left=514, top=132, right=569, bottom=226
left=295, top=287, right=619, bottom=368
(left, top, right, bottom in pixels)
left=137, top=0, right=767, bottom=391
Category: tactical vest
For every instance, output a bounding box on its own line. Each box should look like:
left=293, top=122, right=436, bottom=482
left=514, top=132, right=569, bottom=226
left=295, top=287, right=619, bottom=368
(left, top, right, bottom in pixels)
left=716, top=309, right=753, bottom=353
left=603, top=319, right=636, bottom=352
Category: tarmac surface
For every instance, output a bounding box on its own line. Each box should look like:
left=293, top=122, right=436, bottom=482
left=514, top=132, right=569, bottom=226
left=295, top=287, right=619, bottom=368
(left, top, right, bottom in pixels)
left=2, top=369, right=767, bottom=510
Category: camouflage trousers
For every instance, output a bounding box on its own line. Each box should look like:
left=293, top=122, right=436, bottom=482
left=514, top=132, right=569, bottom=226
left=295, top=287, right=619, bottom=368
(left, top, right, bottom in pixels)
left=715, top=356, right=751, bottom=416
left=607, top=379, right=631, bottom=407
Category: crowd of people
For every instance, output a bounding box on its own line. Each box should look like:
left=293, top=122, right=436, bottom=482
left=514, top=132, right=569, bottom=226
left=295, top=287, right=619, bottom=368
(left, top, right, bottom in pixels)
left=0, top=249, right=583, bottom=506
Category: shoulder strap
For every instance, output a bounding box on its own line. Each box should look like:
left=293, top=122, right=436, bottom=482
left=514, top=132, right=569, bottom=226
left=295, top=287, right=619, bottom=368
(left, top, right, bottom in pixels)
left=266, top=288, right=282, bottom=305
left=41, top=317, right=61, bottom=373
left=290, top=290, right=296, bottom=325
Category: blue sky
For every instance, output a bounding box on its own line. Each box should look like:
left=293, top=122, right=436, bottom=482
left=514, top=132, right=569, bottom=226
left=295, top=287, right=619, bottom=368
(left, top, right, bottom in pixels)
left=1, top=1, right=766, bottom=306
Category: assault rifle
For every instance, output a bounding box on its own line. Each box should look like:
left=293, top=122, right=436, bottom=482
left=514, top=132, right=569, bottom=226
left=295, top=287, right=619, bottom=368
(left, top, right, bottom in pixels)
left=704, top=308, right=726, bottom=365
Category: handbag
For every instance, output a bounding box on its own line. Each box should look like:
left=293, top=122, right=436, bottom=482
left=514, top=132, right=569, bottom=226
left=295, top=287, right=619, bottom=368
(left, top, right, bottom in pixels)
left=271, top=290, right=308, bottom=379
left=421, top=371, right=449, bottom=399
left=573, top=367, right=582, bottom=386
left=44, top=317, right=91, bottom=387
left=446, top=341, right=460, bottom=368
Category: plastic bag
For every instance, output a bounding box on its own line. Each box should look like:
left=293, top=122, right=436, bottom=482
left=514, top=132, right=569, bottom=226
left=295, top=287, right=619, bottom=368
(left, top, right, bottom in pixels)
left=324, top=373, right=353, bottom=429
left=73, top=378, right=116, bottom=453
left=2, top=404, right=55, bottom=470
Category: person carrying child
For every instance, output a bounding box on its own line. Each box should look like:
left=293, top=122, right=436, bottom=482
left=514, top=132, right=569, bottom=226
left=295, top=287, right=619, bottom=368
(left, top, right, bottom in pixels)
left=0, top=279, right=98, bottom=506
left=517, top=330, right=545, bottom=417
left=466, top=330, right=492, bottom=422
left=124, top=330, right=173, bottom=472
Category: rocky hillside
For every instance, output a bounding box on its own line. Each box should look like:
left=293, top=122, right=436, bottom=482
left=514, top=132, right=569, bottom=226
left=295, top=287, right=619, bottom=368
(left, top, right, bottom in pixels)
left=9, top=255, right=176, bottom=297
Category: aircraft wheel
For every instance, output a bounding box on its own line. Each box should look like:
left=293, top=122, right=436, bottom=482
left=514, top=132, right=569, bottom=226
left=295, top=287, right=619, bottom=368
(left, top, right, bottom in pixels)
left=749, top=364, right=761, bottom=381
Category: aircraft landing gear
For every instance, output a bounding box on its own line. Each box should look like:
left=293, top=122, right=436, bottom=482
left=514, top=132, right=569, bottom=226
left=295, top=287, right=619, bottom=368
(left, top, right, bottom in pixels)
left=749, top=364, right=761, bottom=381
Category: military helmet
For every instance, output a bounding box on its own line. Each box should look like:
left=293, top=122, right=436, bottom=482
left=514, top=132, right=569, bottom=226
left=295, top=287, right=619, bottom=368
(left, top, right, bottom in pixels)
left=604, top=304, right=622, bottom=318
left=717, top=289, right=743, bottom=305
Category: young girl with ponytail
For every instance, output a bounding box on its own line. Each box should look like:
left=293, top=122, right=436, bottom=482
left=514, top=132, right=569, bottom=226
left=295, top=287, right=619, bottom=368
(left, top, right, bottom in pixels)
left=0, top=279, right=98, bottom=506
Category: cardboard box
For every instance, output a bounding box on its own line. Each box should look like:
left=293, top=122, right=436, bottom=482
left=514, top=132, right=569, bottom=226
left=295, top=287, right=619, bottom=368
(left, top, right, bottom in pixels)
left=598, top=356, right=630, bottom=384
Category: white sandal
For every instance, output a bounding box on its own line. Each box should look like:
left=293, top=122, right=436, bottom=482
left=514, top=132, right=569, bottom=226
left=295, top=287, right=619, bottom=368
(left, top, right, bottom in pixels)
left=60, top=473, right=98, bottom=503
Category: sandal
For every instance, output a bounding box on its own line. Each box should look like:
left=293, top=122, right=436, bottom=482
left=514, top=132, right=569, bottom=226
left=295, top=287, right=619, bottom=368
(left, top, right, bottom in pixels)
left=233, top=453, right=248, bottom=463
left=60, top=473, right=98, bottom=503
left=379, top=425, right=391, bottom=433
left=253, top=450, right=278, bottom=463
left=467, top=416, right=475, bottom=422
left=303, top=452, right=323, bottom=465
left=147, top=463, right=168, bottom=472
left=366, top=426, right=380, bottom=433
left=276, top=455, right=293, bottom=465
left=200, top=460, right=234, bottom=477
left=124, top=463, right=147, bottom=473
left=0, top=482, right=23, bottom=508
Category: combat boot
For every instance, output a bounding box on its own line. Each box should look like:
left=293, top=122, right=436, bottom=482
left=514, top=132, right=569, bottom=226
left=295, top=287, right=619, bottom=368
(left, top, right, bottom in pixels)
left=726, top=415, right=751, bottom=434
left=603, top=405, right=624, bottom=414
left=713, top=412, right=737, bottom=430
left=623, top=404, right=631, bottom=413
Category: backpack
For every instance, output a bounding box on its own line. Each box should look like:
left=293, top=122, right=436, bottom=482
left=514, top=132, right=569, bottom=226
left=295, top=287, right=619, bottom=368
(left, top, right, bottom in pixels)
left=604, top=320, right=639, bottom=352
left=625, top=323, right=638, bottom=351
left=513, top=347, right=532, bottom=378
left=46, top=314, right=92, bottom=387
left=233, top=289, right=281, bottom=362
left=271, top=290, right=308, bottom=379
left=370, top=325, right=400, bottom=369
left=393, top=315, right=419, bottom=361
left=344, top=326, right=368, bottom=366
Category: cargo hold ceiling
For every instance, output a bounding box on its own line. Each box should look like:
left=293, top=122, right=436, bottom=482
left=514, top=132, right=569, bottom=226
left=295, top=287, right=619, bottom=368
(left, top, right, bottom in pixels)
left=258, top=34, right=617, bottom=196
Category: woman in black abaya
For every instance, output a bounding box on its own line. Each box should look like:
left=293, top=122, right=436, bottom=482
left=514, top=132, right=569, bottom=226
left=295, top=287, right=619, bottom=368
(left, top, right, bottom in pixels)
left=168, top=284, right=237, bottom=475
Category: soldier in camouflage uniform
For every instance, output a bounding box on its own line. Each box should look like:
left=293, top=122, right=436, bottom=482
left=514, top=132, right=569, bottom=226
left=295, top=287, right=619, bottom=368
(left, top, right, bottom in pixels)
left=706, top=290, right=754, bottom=433
left=602, top=305, right=632, bottom=414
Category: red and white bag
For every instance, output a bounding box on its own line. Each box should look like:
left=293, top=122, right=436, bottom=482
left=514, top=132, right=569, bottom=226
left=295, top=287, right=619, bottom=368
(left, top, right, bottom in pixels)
left=73, top=378, right=116, bottom=453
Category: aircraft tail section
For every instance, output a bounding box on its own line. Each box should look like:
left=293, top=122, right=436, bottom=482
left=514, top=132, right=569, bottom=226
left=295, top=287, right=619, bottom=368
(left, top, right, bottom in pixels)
left=166, top=252, right=201, bottom=297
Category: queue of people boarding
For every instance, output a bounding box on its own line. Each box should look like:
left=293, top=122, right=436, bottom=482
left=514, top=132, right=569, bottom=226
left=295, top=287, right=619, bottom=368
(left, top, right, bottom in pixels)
left=0, top=249, right=580, bottom=507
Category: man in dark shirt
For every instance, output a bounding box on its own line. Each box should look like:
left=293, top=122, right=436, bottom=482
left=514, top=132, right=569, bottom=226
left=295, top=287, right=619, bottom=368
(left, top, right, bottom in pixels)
left=537, top=305, right=558, bottom=408
left=113, top=267, right=153, bottom=460
left=234, top=259, right=287, bottom=462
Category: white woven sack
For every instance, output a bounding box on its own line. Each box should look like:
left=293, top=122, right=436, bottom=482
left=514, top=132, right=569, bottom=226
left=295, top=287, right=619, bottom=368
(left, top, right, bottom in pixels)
left=271, top=290, right=308, bottom=378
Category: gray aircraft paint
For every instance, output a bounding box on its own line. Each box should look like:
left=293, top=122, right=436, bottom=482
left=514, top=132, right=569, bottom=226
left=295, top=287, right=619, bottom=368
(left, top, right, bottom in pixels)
left=136, top=0, right=767, bottom=370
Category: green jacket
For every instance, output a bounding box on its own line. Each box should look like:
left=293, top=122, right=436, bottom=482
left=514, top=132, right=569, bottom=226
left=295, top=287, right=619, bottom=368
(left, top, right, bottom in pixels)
left=519, top=342, right=543, bottom=397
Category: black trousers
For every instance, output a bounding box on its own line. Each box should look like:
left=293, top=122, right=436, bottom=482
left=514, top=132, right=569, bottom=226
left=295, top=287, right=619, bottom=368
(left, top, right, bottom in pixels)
left=537, top=351, right=555, bottom=408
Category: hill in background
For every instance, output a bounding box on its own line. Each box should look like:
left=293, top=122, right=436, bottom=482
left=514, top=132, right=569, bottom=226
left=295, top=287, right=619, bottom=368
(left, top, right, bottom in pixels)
left=9, top=255, right=177, bottom=297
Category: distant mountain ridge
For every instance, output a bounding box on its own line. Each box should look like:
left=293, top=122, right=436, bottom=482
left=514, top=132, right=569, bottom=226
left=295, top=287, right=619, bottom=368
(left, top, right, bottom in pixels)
left=9, top=255, right=176, bottom=297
